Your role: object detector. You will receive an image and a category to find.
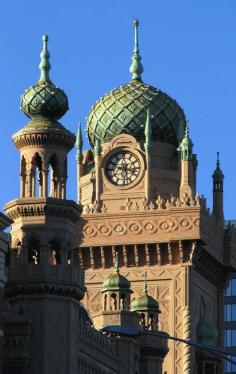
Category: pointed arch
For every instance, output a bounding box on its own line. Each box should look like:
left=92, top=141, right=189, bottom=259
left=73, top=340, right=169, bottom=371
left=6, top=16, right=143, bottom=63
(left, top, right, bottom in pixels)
left=28, top=238, right=40, bottom=264
left=49, top=239, right=61, bottom=265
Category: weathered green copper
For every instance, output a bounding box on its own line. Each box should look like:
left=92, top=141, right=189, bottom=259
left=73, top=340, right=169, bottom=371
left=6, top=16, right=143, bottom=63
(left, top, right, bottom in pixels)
left=212, top=152, right=224, bottom=191
left=39, top=35, right=52, bottom=83
left=76, top=122, right=83, bottom=162
left=179, top=120, right=193, bottom=160
left=21, top=35, right=68, bottom=121
left=144, top=109, right=152, bottom=151
left=86, top=80, right=186, bottom=147
left=132, top=275, right=159, bottom=311
left=102, top=252, right=131, bottom=292
left=94, top=137, right=102, bottom=155
left=130, top=19, right=143, bottom=81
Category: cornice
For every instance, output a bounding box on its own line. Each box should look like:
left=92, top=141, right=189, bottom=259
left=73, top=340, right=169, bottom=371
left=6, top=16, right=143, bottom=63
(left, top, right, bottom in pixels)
left=5, top=197, right=81, bottom=223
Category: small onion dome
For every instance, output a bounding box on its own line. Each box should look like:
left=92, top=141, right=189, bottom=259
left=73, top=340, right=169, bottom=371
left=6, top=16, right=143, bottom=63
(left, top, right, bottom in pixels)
left=132, top=275, right=160, bottom=312
left=102, top=271, right=131, bottom=292
left=196, top=319, right=218, bottom=346
left=132, top=293, right=159, bottom=311
left=21, top=35, right=68, bottom=121
left=102, top=251, right=131, bottom=292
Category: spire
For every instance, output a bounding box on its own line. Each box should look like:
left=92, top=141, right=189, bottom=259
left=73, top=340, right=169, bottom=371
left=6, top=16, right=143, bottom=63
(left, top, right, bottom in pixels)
left=95, top=137, right=102, bottom=155
left=115, top=251, right=119, bottom=273
left=213, top=152, right=224, bottom=190
left=39, top=35, right=52, bottom=83
left=76, top=123, right=83, bottom=162
left=144, top=109, right=152, bottom=151
left=144, top=272, right=148, bottom=295
left=179, top=120, right=193, bottom=160
left=130, top=19, right=144, bottom=81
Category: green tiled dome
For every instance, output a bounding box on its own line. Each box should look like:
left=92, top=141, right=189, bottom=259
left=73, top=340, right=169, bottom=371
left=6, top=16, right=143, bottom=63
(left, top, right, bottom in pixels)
left=86, top=79, right=186, bottom=147
left=21, top=81, right=68, bottom=120
left=132, top=293, right=159, bottom=311
left=102, top=271, right=131, bottom=292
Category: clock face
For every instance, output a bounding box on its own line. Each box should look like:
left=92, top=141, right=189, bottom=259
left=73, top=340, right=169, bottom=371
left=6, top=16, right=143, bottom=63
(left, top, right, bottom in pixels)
left=106, top=151, right=141, bottom=186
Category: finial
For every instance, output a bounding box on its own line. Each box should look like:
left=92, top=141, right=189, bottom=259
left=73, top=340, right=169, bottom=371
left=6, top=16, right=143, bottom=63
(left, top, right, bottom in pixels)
left=39, top=35, right=52, bottom=83
left=144, top=109, right=152, bottom=150
left=185, top=119, right=190, bottom=138
left=115, top=251, right=119, bottom=272
left=130, top=19, right=144, bottom=81
left=216, top=152, right=220, bottom=168
left=144, top=272, right=148, bottom=294
left=76, top=122, right=83, bottom=162
left=95, top=137, right=102, bottom=155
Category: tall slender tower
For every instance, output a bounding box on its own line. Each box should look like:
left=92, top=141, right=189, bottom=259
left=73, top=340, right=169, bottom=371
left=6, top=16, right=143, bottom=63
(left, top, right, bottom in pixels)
left=4, top=36, right=84, bottom=374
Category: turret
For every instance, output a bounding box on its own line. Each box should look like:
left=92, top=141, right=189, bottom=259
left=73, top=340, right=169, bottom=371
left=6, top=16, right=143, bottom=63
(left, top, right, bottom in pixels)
left=94, top=252, right=139, bottom=328
left=212, top=152, right=224, bottom=225
left=179, top=121, right=195, bottom=199
left=132, top=274, right=160, bottom=331
left=3, top=35, right=84, bottom=374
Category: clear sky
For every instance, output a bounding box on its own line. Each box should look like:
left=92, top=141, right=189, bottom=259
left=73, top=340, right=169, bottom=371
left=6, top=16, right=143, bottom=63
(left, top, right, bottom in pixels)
left=0, top=0, right=236, bottom=219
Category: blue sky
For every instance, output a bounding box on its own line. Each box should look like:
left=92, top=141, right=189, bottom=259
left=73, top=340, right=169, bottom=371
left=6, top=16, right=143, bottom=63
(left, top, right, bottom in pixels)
left=0, top=0, right=236, bottom=218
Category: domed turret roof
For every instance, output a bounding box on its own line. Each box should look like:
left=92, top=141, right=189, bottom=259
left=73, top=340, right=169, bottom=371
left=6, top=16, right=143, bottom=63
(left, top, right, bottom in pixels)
left=102, top=252, right=131, bottom=292
left=20, top=35, right=68, bottom=121
left=86, top=20, right=186, bottom=147
left=132, top=275, right=159, bottom=311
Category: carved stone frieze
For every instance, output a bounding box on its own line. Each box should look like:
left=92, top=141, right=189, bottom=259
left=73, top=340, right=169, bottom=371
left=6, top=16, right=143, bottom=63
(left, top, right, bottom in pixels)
left=79, top=209, right=201, bottom=246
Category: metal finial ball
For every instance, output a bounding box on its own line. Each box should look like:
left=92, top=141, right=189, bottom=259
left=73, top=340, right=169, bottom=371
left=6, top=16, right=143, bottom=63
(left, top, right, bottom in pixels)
left=42, top=35, right=48, bottom=42
left=133, top=19, right=139, bottom=27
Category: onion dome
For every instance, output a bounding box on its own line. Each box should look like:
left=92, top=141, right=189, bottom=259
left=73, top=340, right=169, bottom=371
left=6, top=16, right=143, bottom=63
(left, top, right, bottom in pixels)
left=21, top=35, right=68, bottom=121
left=132, top=275, right=159, bottom=311
left=86, top=20, right=186, bottom=147
left=102, top=253, right=131, bottom=292
left=196, top=319, right=218, bottom=346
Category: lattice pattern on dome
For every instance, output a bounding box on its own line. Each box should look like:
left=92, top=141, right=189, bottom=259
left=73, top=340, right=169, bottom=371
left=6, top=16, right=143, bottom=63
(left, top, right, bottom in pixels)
left=21, top=82, right=68, bottom=120
left=86, top=80, right=186, bottom=147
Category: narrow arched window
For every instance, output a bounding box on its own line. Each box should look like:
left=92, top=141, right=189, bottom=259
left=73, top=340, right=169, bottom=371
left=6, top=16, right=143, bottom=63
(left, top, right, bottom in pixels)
left=49, top=240, right=61, bottom=265
left=28, top=239, right=40, bottom=264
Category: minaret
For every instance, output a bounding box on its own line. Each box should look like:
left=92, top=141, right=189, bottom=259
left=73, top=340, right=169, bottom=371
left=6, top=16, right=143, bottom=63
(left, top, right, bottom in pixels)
left=179, top=121, right=195, bottom=199
left=212, top=152, right=224, bottom=225
left=76, top=122, right=83, bottom=203
left=4, top=36, right=84, bottom=374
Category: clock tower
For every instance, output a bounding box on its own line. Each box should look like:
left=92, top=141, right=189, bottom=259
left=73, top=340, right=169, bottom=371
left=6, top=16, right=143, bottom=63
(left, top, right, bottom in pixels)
left=77, top=20, right=236, bottom=374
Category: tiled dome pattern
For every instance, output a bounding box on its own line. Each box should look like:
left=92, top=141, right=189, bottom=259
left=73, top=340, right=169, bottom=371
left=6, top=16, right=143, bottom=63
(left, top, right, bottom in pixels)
left=86, top=80, right=186, bottom=147
left=21, top=81, right=68, bottom=120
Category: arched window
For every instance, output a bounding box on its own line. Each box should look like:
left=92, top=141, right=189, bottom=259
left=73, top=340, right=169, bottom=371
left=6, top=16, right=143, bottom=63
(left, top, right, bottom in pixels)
left=31, top=153, right=43, bottom=197
left=120, top=294, right=126, bottom=310
left=141, top=313, right=146, bottom=328
left=110, top=293, right=117, bottom=311
left=49, top=240, right=61, bottom=265
left=48, top=154, right=58, bottom=197
left=28, top=239, right=40, bottom=264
